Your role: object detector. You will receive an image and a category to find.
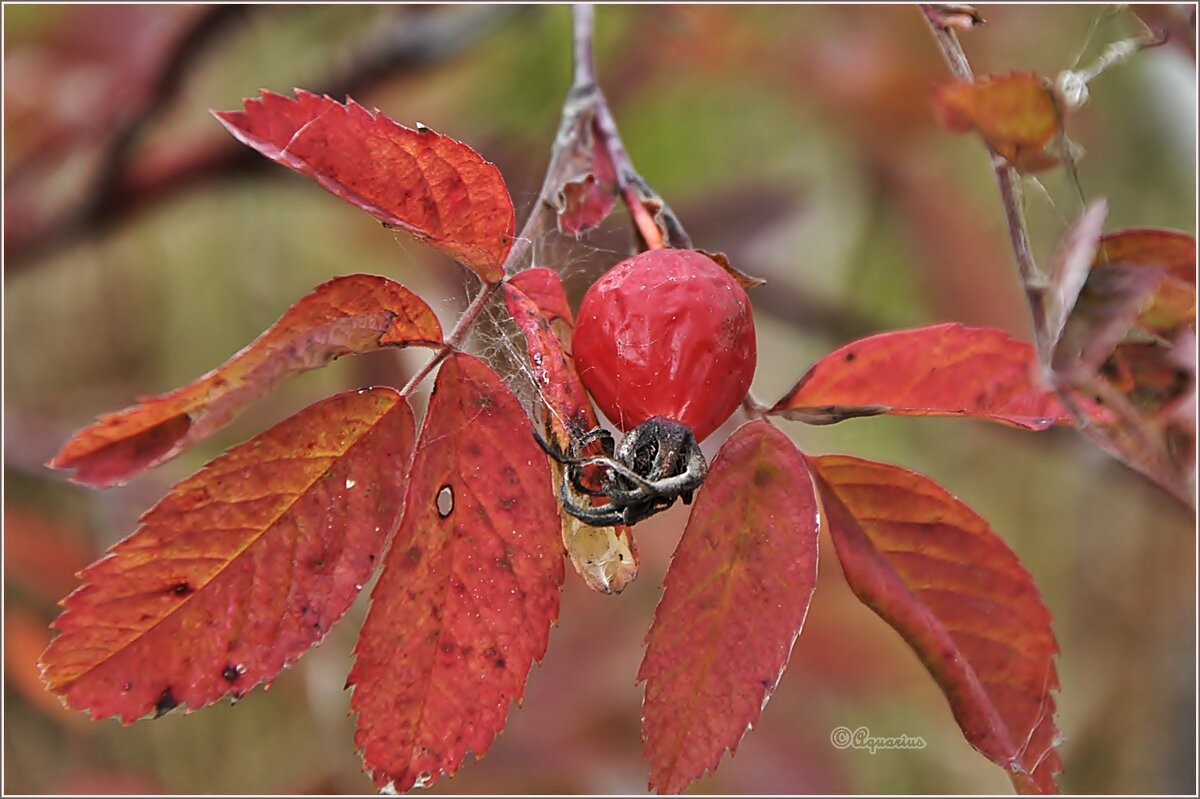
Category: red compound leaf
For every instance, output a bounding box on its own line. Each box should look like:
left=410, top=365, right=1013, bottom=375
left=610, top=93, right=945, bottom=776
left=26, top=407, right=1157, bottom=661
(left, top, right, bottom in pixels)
left=348, top=353, right=564, bottom=792
left=49, top=275, right=439, bottom=487
left=812, top=455, right=1061, bottom=794
left=39, top=388, right=415, bottom=723
left=770, top=323, right=1070, bottom=430
left=214, top=89, right=515, bottom=282
left=640, top=420, right=819, bottom=794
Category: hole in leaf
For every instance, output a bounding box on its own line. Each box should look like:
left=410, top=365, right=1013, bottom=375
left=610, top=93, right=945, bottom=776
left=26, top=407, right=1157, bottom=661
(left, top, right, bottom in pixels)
left=436, top=485, right=454, bottom=517
left=154, top=687, right=179, bottom=718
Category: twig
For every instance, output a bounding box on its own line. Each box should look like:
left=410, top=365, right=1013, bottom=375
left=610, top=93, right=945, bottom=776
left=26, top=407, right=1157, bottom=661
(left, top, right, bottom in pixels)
left=918, top=5, right=1046, bottom=337
left=570, top=4, right=686, bottom=251
left=400, top=282, right=500, bottom=398
left=400, top=210, right=546, bottom=397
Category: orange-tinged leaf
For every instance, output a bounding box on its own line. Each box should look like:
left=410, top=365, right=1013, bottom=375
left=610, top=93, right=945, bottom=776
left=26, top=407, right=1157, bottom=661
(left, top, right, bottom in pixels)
left=812, top=455, right=1061, bottom=794
left=39, top=387, right=415, bottom=723
left=770, top=323, right=1070, bottom=430
left=214, top=90, right=515, bottom=282
left=505, top=278, right=637, bottom=594
left=4, top=506, right=93, bottom=602
left=1094, top=228, right=1196, bottom=338
left=49, top=274, right=439, bottom=487
left=508, top=267, right=576, bottom=326
left=348, top=353, right=564, bottom=792
left=1096, top=228, right=1196, bottom=286
left=1046, top=216, right=1196, bottom=505
left=7, top=608, right=88, bottom=727
left=933, top=72, right=1061, bottom=173
left=639, top=420, right=819, bottom=794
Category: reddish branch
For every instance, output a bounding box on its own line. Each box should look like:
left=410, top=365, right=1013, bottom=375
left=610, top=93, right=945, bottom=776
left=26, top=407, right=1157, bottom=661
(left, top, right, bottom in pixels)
left=5, top=6, right=521, bottom=274
left=918, top=5, right=1046, bottom=338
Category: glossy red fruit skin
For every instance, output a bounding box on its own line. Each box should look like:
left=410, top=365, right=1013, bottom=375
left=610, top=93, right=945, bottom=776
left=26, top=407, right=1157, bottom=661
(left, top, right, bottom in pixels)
left=572, top=249, right=756, bottom=443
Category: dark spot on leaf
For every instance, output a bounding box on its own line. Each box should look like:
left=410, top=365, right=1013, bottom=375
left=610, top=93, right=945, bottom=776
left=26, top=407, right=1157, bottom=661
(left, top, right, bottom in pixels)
left=172, top=582, right=193, bottom=596
left=441, top=642, right=454, bottom=654
left=845, top=351, right=856, bottom=362
left=222, top=665, right=240, bottom=683
left=368, top=554, right=376, bottom=562
left=499, top=497, right=516, bottom=509
left=436, top=485, right=454, bottom=517
left=760, top=678, right=771, bottom=689
left=495, top=658, right=506, bottom=670
left=311, top=557, right=326, bottom=569
left=154, top=687, right=179, bottom=718
left=407, top=546, right=422, bottom=563
left=753, top=468, right=772, bottom=488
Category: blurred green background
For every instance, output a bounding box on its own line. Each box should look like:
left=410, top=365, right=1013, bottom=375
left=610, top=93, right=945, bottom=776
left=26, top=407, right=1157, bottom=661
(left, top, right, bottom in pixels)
left=4, top=4, right=1195, bottom=794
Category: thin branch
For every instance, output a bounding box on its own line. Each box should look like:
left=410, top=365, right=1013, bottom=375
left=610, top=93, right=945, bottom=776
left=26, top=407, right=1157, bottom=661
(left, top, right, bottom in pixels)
left=918, top=5, right=1046, bottom=338
left=400, top=282, right=500, bottom=398
left=571, top=3, right=598, bottom=91
left=400, top=206, right=548, bottom=397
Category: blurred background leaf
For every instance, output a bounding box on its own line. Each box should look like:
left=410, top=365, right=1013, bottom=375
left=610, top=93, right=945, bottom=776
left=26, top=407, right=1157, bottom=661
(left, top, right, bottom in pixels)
left=4, top=4, right=1194, bottom=794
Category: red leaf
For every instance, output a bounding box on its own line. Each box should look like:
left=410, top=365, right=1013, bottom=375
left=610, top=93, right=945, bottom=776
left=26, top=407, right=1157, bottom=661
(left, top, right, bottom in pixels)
left=508, top=267, right=576, bottom=326
left=932, top=72, right=1061, bottom=173
left=39, top=387, right=415, bottom=722
left=504, top=277, right=638, bottom=594
left=214, top=90, right=515, bottom=282
left=639, top=420, right=819, bottom=794
left=811, top=455, right=1061, bottom=794
left=1046, top=213, right=1196, bottom=504
left=49, top=274, right=439, bottom=487
left=348, top=353, right=564, bottom=792
left=769, top=323, right=1070, bottom=430
left=4, top=506, right=93, bottom=603
left=503, top=282, right=596, bottom=451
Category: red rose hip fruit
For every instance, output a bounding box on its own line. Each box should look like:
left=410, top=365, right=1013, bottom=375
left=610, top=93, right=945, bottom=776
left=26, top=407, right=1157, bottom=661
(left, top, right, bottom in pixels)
left=572, top=249, right=757, bottom=443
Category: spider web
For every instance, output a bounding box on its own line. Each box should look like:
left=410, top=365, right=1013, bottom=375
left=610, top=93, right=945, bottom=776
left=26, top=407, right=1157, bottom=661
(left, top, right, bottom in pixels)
left=466, top=191, right=636, bottom=431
